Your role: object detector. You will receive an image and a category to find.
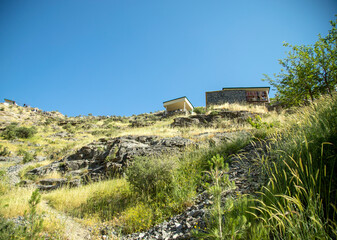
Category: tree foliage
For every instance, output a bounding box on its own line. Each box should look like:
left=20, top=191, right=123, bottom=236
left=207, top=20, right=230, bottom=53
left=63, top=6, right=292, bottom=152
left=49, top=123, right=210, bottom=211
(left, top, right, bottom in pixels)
left=264, top=17, right=337, bottom=106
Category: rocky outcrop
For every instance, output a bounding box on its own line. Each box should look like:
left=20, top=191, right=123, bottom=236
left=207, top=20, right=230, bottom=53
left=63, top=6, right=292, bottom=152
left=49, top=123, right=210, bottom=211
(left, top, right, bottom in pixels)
left=171, top=111, right=255, bottom=128
left=194, top=131, right=250, bottom=147
left=27, top=135, right=194, bottom=184
left=37, top=178, right=81, bottom=191
left=123, top=192, right=212, bottom=240
left=120, top=139, right=267, bottom=240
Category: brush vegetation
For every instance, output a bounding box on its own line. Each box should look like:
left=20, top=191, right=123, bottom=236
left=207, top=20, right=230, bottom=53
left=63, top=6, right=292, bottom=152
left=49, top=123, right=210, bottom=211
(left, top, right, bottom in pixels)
left=1, top=93, right=337, bottom=239
left=1, top=94, right=337, bottom=239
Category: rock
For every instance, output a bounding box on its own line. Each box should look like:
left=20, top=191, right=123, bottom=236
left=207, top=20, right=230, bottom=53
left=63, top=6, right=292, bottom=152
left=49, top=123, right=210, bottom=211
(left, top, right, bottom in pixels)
left=37, top=177, right=81, bottom=191
left=121, top=139, right=269, bottom=240
left=35, top=156, right=46, bottom=162
left=171, top=117, right=200, bottom=127
left=171, top=110, right=255, bottom=128
left=27, top=135, right=195, bottom=186
left=130, top=120, right=154, bottom=128
left=0, top=156, right=23, bottom=162
left=48, top=131, right=73, bottom=138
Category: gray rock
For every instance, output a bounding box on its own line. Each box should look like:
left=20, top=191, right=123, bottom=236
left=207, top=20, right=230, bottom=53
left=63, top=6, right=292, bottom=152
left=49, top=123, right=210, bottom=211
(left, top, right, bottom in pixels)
left=26, top=135, right=194, bottom=187
left=171, top=110, right=255, bottom=128
left=35, top=156, right=46, bottom=162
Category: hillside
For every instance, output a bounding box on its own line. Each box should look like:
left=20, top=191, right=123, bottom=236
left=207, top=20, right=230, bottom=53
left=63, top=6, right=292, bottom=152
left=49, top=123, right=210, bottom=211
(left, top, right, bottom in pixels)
left=0, top=97, right=336, bottom=240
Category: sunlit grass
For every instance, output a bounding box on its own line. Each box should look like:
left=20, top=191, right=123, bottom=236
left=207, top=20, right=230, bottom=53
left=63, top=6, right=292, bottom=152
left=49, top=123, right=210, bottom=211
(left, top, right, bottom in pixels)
left=211, top=102, right=268, bottom=114
left=0, top=186, right=34, bottom=217
left=43, top=178, right=130, bottom=217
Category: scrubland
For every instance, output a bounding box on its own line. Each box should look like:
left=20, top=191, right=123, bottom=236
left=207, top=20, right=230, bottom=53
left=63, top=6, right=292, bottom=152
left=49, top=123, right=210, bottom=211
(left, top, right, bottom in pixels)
left=0, top=95, right=336, bottom=239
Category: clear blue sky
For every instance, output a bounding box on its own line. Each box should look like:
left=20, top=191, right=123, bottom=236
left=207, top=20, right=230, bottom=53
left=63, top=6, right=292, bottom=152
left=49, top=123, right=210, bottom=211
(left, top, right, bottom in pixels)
left=1, top=0, right=336, bottom=116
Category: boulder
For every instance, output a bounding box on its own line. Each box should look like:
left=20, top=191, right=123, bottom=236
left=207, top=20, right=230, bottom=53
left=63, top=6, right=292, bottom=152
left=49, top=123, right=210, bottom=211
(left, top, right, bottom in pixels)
left=171, top=117, right=200, bottom=127
left=27, top=135, right=195, bottom=185
left=37, top=178, right=81, bottom=191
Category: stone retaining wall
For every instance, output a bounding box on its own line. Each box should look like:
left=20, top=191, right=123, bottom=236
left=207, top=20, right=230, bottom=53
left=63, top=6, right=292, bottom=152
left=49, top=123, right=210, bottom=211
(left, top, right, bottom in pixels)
left=206, top=90, right=246, bottom=106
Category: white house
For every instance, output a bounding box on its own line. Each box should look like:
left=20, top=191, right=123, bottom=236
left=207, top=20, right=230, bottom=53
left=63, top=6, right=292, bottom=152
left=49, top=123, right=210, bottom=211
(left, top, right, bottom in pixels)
left=163, top=96, right=194, bottom=113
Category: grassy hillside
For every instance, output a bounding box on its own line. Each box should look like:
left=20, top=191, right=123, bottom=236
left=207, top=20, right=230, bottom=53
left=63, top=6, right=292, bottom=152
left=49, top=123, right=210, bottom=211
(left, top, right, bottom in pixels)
left=1, top=97, right=336, bottom=239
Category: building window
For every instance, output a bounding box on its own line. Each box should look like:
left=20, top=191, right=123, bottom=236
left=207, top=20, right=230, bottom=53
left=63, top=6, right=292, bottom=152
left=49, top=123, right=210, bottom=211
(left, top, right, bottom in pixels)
left=246, top=91, right=268, bottom=102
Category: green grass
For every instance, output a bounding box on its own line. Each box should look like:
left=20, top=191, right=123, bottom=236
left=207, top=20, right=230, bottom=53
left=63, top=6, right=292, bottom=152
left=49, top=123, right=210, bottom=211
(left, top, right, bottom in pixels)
left=215, top=94, right=337, bottom=239
left=192, top=94, right=337, bottom=240
left=41, top=135, right=252, bottom=235
left=255, top=95, right=337, bottom=239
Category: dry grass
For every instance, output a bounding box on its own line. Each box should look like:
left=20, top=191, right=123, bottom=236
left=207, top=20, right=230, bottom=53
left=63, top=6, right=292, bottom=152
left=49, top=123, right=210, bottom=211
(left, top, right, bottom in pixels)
left=43, top=178, right=129, bottom=217
left=39, top=171, right=64, bottom=180
left=211, top=102, right=268, bottom=114
left=0, top=186, right=34, bottom=217
left=0, top=186, right=67, bottom=238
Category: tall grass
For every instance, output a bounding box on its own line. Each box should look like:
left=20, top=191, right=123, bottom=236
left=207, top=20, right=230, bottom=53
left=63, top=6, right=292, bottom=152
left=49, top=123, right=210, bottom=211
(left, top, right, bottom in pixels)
left=252, top=94, right=337, bottom=239
left=42, top=135, right=252, bottom=234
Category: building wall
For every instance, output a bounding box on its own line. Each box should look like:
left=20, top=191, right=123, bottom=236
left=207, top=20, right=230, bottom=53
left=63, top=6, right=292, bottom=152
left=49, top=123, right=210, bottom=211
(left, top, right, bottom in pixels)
left=206, top=90, right=246, bottom=106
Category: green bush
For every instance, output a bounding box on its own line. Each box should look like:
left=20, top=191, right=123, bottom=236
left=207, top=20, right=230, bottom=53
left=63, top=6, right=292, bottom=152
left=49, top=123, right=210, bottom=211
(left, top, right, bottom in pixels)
left=22, top=151, right=35, bottom=163
left=0, top=216, right=20, bottom=240
left=16, top=149, right=35, bottom=163
left=23, top=189, right=44, bottom=239
left=209, top=110, right=219, bottom=116
left=193, top=107, right=206, bottom=114
left=0, top=145, right=10, bottom=156
left=247, top=115, right=273, bottom=129
left=1, top=123, right=37, bottom=140
left=126, top=156, right=177, bottom=200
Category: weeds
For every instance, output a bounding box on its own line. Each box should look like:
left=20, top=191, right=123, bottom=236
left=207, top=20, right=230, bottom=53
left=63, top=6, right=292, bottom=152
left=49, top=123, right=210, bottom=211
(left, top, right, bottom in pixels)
left=0, top=145, right=10, bottom=157
left=250, top=94, right=337, bottom=239
left=194, top=107, right=206, bottom=114
left=247, top=115, right=273, bottom=129
left=0, top=189, right=44, bottom=239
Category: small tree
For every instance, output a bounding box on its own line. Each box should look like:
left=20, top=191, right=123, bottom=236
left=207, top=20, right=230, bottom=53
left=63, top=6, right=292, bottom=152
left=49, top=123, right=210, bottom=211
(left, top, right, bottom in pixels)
left=24, top=189, right=44, bottom=239
left=263, top=17, right=337, bottom=106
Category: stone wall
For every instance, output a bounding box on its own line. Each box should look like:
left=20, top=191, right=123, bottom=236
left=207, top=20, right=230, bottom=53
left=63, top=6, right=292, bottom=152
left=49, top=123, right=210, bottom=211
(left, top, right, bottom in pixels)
left=206, top=90, right=246, bottom=106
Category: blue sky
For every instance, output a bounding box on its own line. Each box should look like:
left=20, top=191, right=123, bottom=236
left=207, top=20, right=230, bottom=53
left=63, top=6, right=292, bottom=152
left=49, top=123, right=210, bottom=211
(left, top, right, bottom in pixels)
left=1, top=0, right=336, bottom=116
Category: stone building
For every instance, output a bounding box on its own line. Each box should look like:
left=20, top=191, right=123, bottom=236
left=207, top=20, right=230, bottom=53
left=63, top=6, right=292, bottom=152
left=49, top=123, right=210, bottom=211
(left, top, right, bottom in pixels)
left=206, top=87, right=270, bottom=106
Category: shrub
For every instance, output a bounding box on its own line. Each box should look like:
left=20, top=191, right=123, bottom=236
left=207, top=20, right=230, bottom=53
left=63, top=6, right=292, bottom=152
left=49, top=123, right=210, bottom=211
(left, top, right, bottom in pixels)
left=22, top=151, right=35, bottom=163
left=0, top=145, right=10, bottom=156
left=23, top=189, right=44, bottom=239
left=0, top=216, right=21, bottom=240
left=209, top=110, right=219, bottom=116
left=193, top=107, right=206, bottom=114
left=15, top=126, right=37, bottom=139
left=126, top=156, right=177, bottom=200
left=1, top=123, right=37, bottom=140
left=247, top=115, right=273, bottom=129
left=195, top=154, right=234, bottom=239
left=17, top=149, right=35, bottom=163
